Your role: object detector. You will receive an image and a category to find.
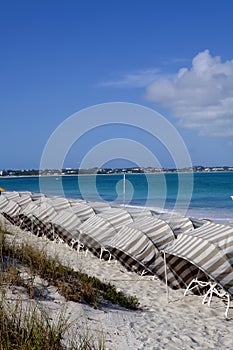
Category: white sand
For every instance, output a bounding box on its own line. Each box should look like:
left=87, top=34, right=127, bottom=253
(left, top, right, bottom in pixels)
left=1, top=216, right=232, bottom=350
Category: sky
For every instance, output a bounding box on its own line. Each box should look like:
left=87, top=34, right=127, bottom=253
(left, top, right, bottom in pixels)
left=1, top=0, right=233, bottom=170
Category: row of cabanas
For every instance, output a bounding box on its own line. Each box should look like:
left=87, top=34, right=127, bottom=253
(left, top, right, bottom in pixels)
left=0, top=191, right=233, bottom=306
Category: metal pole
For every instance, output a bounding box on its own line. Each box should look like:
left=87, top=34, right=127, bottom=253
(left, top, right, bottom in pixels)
left=163, top=251, right=169, bottom=303
left=123, top=173, right=126, bottom=207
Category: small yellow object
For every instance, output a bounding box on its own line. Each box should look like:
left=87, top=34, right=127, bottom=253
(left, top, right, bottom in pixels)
left=0, top=187, right=5, bottom=192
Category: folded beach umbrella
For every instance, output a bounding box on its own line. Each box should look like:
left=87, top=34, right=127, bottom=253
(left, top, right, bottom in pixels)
left=164, top=222, right=233, bottom=295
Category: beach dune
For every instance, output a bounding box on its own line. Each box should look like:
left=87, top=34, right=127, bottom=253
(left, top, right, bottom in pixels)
left=1, top=214, right=232, bottom=350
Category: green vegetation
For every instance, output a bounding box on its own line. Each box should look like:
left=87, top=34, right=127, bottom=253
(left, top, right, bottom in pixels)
left=0, top=224, right=139, bottom=349
left=0, top=298, right=69, bottom=350
left=0, top=232, right=139, bottom=309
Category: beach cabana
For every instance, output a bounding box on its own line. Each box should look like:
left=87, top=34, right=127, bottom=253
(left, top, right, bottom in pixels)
left=46, top=210, right=81, bottom=245
left=17, top=202, right=58, bottom=238
left=1, top=201, right=21, bottom=225
left=69, top=201, right=95, bottom=221
left=1, top=201, right=21, bottom=217
left=41, top=197, right=71, bottom=212
left=78, top=215, right=118, bottom=256
left=3, top=191, right=20, bottom=200
left=49, top=210, right=81, bottom=231
left=158, top=213, right=194, bottom=236
left=163, top=222, right=233, bottom=298
left=12, top=194, right=33, bottom=208
left=30, top=192, right=46, bottom=201
left=129, top=216, right=175, bottom=249
left=86, top=201, right=111, bottom=213
left=0, top=196, right=9, bottom=210
left=106, top=217, right=197, bottom=288
left=97, top=208, right=133, bottom=229
left=124, top=208, right=154, bottom=220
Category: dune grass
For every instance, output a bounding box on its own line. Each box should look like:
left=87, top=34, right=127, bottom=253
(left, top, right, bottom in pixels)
left=0, top=228, right=139, bottom=309
left=0, top=222, right=139, bottom=349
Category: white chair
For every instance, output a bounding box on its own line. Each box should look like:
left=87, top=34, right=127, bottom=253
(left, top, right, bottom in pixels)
left=184, top=277, right=231, bottom=318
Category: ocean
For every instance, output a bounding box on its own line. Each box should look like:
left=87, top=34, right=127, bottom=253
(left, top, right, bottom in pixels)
left=1, top=172, right=233, bottom=222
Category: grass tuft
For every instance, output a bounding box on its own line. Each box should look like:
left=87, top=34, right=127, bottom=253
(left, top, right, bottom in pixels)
left=0, top=227, right=139, bottom=309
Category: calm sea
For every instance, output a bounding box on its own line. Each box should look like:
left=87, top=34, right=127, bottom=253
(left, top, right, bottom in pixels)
left=1, top=172, right=233, bottom=222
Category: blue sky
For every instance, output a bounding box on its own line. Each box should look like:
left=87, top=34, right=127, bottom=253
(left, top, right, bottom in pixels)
left=1, top=0, right=233, bottom=170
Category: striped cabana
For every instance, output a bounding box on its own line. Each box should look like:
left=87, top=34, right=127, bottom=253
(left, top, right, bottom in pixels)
left=78, top=214, right=118, bottom=256
left=47, top=210, right=81, bottom=246
left=3, top=191, right=20, bottom=200
left=0, top=196, right=9, bottom=210
left=41, top=197, right=71, bottom=212
left=18, top=201, right=58, bottom=238
left=87, top=201, right=111, bottom=213
left=69, top=201, right=95, bottom=221
left=158, top=213, right=194, bottom=235
left=12, top=194, right=33, bottom=208
left=97, top=208, right=133, bottom=230
left=1, top=201, right=21, bottom=225
left=106, top=217, right=197, bottom=287
left=164, top=222, right=233, bottom=295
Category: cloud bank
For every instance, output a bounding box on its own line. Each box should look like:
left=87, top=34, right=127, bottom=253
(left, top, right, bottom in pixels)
left=145, top=50, right=233, bottom=137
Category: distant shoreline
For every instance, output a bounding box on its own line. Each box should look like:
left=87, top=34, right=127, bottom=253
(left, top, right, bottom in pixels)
left=1, top=170, right=233, bottom=179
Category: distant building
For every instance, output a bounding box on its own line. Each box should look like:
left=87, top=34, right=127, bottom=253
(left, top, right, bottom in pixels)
left=0, top=170, right=8, bottom=176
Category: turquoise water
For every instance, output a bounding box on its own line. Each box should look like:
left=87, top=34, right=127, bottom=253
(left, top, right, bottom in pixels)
left=1, top=172, right=233, bottom=221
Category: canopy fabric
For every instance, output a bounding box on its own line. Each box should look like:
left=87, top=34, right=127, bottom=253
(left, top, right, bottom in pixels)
left=69, top=202, right=95, bottom=221
left=48, top=210, right=81, bottom=230
left=106, top=221, right=195, bottom=288
left=97, top=208, right=133, bottom=230
left=129, top=216, right=175, bottom=249
left=158, top=213, right=194, bottom=235
left=1, top=201, right=21, bottom=217
left=41, top=197, right=71, bottom=211
left=12, top=195, right=33, bottom=208
left=117, top=207, right=154, bottom=220
left=87, top=201, right=111, bottom=213
left=3, top=191, right=20, bottom=200
left=20, top=202, right=41, bottom=216
left=164, top=222, right=233, bottom=295
left=78, top=215, right=117, bottom=255
left=0, top=196, right=9, bottom=210
left=52, top=223, right=80, bottom=247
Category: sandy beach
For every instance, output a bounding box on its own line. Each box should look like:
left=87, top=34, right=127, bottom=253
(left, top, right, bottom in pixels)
left=1, top=214, right=232, bottom=350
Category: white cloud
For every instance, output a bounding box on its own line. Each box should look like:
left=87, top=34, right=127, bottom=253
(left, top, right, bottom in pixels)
left=100, top=68, right=161, bottom=88
left=145, top=50, right=233, bottom=137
